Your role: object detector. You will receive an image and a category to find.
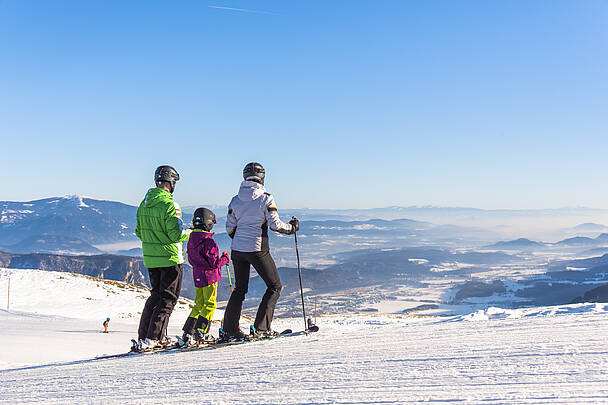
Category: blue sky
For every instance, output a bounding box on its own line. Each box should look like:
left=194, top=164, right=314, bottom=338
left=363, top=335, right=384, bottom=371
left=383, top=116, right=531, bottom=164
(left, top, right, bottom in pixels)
left=1, top=1, right=607, bottom=209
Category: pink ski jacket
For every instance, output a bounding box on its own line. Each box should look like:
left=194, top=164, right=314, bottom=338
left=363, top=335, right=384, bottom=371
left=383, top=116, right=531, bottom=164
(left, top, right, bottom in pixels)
left=187, top=230, right=229, bottom=288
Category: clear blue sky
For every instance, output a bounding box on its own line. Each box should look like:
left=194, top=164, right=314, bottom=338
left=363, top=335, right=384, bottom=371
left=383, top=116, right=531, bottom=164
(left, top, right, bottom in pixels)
left=1, top=1, right=607, bottom=209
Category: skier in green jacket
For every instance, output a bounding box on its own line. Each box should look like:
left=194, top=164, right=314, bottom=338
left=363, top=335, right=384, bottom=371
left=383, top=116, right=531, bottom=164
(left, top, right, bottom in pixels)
left=134, top=165, right=191, bottom=351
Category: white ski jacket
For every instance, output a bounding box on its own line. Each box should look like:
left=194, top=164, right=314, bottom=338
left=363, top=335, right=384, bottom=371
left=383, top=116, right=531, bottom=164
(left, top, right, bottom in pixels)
left=226, top=181, right=294, bottom=252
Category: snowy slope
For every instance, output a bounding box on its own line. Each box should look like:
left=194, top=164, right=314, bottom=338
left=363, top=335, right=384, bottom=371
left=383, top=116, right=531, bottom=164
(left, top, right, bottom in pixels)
left=0, top=268, right=195, bottom=321
left=2, top=269, right=608, bottom=404
left=0, top=268, right=206, bottom=371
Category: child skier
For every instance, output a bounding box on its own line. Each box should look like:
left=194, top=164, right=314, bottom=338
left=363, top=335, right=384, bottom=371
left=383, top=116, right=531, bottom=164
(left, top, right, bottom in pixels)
left=180, top=207, right=230, bottom=346
left=103, top=317, right=110, bottom=333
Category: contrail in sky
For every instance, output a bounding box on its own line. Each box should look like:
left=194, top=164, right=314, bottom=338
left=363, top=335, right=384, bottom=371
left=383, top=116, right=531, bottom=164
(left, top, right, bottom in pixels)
left=208, top=5, right=276, bottom=15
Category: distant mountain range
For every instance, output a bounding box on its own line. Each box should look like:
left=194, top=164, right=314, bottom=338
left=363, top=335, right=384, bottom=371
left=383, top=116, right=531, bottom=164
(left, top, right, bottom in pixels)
left=485, top=238, right=545, bottom=250
left=486, top=233, right=608, bottom=251
left=0, top=196, right=137, bottom=246
left=0, top=195, right=498, bottom=257
left=3, top=195, right=608, bottom=260
left=569, top=223, right=608, bottom=232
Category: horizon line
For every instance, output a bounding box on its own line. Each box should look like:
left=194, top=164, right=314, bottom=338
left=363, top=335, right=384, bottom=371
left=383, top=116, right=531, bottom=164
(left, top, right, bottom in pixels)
left=1, top=195, right=607, bottom=213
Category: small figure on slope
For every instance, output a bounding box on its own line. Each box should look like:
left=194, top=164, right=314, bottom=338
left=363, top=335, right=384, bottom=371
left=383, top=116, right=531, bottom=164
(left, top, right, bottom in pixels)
left=180, top=207, right=230, bottom=346
left=103, top=317, right=110, bottom=333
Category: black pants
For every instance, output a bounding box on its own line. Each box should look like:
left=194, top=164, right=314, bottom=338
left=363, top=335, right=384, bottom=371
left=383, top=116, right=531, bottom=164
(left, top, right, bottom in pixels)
left=138, top=264, right=183, bottom=340
left=222, top=250, right=282, bottom=332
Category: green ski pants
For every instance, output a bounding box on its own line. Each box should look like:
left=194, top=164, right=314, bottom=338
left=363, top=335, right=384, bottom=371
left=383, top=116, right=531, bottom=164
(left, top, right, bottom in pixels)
left=188, top=282, right=218, bottom=327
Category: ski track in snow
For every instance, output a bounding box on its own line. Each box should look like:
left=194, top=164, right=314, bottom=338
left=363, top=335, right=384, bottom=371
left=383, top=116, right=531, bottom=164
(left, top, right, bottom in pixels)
left=1, top=269, right=608, bottom=403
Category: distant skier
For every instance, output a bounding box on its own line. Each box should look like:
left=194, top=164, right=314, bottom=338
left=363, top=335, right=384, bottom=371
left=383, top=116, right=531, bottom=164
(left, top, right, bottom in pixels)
left=103, top=317, right=110, bottom=333
left=222, top=162, right=299, bottom=340
left=180, top=208, right=230, bottom=346
left=134, top=165, right=191, bottom=351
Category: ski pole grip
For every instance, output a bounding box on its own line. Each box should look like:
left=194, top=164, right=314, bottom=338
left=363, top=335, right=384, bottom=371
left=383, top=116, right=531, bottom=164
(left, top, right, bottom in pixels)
left=291, top=216, right=298, bottom=234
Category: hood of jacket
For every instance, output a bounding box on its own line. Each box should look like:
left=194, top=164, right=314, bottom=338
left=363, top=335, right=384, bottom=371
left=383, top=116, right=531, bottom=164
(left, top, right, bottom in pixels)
left=189, top=229, right=214, bottom=245
left=237, top=181, right=266, bottom=202
left=143, top=187, right=172, bottom=208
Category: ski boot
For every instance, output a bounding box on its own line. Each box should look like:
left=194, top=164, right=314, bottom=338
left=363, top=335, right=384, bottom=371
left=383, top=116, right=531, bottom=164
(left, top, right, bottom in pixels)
left=130, top=339, right=143, bottom=352
left=307, top=318, right=320, bottom=333
left=194, top=330, right=215, bottom=344
left=192, top=317, right=215, bottom=344
left=179, top=333, right=194, bottom=347
left=218, top=328, right=249, bottom=343
left=134, top=338, right=161, bottom=352
left=250, top=325, right=279, bottom=340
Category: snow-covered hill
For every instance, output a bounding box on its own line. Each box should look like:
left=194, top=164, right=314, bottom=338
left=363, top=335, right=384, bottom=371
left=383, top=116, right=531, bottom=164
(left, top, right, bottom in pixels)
left=0, top=268, right=195, bottom=320
left=0, top=268, right=198, bottom=371
left=1, top=268, right=608, bottom=403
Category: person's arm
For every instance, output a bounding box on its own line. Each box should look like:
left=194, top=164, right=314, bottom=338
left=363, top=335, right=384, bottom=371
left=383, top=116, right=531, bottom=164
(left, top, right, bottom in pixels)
left=201, top=239, right=228, bottom=268
left=187, top=241, right=207, bottom=267
left=264, top=194, right=294, bottom=234
left=165, top=201, right=191, bottom=242
left=219, top=250, right=230, bottom=267
left=135, top=208, right=142, bottom=240
left=226, top=203, right=237, bottom=239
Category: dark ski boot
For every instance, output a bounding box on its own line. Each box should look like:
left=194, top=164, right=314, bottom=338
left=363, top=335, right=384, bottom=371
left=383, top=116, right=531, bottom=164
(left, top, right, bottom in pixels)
left=250, top=325, right=279, bottom=340
left=218, top=328, right=248, bottom=342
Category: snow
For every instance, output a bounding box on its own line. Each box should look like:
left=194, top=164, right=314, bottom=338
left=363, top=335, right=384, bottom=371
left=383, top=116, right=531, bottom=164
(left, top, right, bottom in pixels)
left=352, top=224, right=387, bottom=230
left=0, top=268, right=194, bottom=321
left=94, top=240, right=142, bottom=252
left=66, top=195, right=90, bottom=208
left=430, top=261, right=474, bottom=272
left=2, top=269, right=608, bottom=403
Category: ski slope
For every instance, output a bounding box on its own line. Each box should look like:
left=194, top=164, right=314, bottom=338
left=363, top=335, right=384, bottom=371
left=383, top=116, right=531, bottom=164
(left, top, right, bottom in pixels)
left=1, top=268, right=608, bottom=404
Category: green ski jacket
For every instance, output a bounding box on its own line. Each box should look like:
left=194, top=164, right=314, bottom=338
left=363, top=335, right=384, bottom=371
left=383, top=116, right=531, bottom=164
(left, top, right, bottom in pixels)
left=135, top=187, right=191, bottom=268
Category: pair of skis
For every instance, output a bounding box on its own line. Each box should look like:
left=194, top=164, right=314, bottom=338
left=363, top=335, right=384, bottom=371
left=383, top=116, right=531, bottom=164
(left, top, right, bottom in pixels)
left=95, top=321, right=319, bottom=361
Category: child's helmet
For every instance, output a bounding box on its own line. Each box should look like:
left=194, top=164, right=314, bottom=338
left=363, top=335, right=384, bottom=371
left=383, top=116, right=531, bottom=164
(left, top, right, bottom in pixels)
left=243, top=162, right=265, bottom=184
left=193, top=208, right=217, bottom=231
left=106, top=317, right=110, bottom=321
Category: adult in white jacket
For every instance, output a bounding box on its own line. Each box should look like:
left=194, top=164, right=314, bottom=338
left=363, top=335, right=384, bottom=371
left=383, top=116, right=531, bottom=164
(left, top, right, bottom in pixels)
left=222, top=162, right=298, bottom=339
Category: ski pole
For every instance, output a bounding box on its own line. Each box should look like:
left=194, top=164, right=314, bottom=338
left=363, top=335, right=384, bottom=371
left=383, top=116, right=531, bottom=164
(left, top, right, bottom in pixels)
left=293, top=217, right=308, bottom=332
left=225, top=263, right=233, bottom=293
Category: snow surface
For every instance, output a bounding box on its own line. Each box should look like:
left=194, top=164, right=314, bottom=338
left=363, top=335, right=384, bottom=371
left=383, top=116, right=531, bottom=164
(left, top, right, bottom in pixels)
left=2, top=268, right=608, bottom=403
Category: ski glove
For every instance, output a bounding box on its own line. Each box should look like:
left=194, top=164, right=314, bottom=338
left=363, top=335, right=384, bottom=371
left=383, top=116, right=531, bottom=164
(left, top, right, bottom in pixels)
left=289, top=217, right=299, bottom=234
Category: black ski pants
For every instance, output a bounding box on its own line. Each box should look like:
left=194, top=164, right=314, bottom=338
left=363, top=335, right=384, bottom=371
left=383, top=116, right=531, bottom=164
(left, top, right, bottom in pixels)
left=138, top=264, right=183, bottom=340
left=223, top=250, right=282, bottom=332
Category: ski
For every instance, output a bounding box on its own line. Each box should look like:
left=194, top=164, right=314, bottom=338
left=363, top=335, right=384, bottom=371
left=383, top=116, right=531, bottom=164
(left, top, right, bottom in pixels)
left=95, top=323, right=319, bottom=361
left=95, top=344, right=178, bottom=360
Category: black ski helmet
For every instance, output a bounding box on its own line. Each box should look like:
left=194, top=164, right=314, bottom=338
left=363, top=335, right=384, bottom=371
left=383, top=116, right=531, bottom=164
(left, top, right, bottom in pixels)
left=193, top=207, right=217, bottom=231
left=155, top=165, right=180, bottom=191
left=243, top=162, right=265, bottom=184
